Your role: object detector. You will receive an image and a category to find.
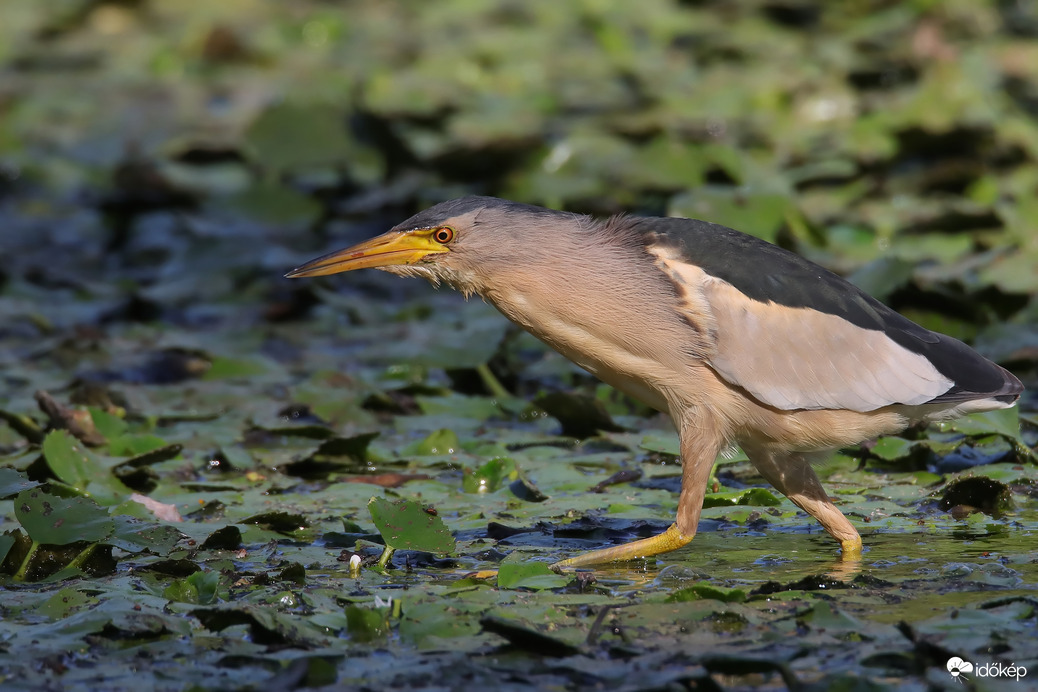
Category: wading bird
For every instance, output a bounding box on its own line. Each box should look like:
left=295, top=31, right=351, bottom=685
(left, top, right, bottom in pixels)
left=287, top=197, right=1023, bottom=569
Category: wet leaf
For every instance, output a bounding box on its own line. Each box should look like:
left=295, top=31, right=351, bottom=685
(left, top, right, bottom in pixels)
left=463, top=457, right=515, bottom=494
left=0, top=534, right=15, bottom=565
left=88, top=407, right=128, bottom=439
left=109, top=516, right=184, bottom=554
left=406, top=428, right=460, bottom=456
left=0, top=468, right=40, bottom=498
left=14, top=489, right=114, bottom=545
left=345, top=605, right=391, bottom=642
left=192, top=605, right=330, bottom=647
left=41, top=430, right=104, bottom=491
left=870, top=436, right=918, bottom=462
left=399, top=601, right=481, bottom=647
left=240, top=511, right=310, bottom=536
left=38, top=586, right=99, bottom=620
left=199, top=525, right=242, bottom=550
left=702, top=488, right=781, bottom=508
left=942, top=408, right=1022, bottom=442
left=367, top=497, right=454, bottom=554
left=497, top=553, right=569, bottom=590
left=667, top=584, right=747, bottom=603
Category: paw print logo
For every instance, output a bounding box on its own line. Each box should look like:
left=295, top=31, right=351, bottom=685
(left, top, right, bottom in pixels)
left=947, top=657, right=974, bottom=681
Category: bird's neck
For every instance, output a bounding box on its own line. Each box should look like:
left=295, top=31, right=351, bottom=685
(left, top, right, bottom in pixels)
left=474, top=230, right=707, bottom=413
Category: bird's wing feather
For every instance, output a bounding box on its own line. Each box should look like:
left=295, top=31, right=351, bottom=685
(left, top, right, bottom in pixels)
left=642, top=218, right=1020, bottom=411
left=654, top=253, right=952, bottom=411
left=701, top=276, right=952, bottom=411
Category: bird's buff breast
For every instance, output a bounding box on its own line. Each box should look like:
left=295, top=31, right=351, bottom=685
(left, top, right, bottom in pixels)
left=484, top=291, right=683, bottom=414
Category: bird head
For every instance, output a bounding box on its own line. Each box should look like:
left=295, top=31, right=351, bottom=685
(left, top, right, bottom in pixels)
left=285, top=196, right=577, bottom=296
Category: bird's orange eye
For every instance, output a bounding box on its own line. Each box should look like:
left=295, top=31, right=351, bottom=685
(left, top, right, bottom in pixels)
left=432, top=227, right=454, bottom=244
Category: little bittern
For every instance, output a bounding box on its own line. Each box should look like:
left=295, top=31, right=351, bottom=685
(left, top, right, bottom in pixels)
left=287, top=196, right=1023, bottom=569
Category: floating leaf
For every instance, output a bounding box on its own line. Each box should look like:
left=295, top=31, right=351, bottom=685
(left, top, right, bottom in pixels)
left=463, top=457, right=515, bottom=493
left=14, top=489, right=114, bottom=545
left=496, top=553, right=569, bottom=590
left=399, top=602, right=480, bottom=647
left=0, top=468, right=40, bottom=499
left=200, top=525, right=242, bottom=550
left=367, top=497, right=454, bottom=554
left=702, top=488, right=781, bottom=508
left=345, top=605, right=390, bottom=642
left=192, top=605, right=329, bottom=647
left=406, top=428, right=460, bottom=456
left=38, top=587, right=98, bottom=620
left=240, top=512, right=310, bottom=536
left=88, top=407, right=128, bottom=440
left=943, top=408, right=1022, bottom=442
left=41, top=430, right=101, bottom=491
left=667, top=584, right=747, bottom=603
left=870, top=436, right=918, bottom=461
left=109, top=516, right=184, bottom=554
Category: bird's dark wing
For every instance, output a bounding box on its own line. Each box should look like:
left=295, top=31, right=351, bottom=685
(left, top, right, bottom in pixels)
left=641, top=217, right=1021, bottom=412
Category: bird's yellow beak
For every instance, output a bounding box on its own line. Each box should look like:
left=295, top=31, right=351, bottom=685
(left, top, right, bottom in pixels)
left=284, top=230, right=449, bottom=278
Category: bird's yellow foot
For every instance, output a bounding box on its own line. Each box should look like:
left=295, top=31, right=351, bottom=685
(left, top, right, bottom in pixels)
left=551, top=523, right=694, bottom=571
left=839, top=536, right=863, bottom=559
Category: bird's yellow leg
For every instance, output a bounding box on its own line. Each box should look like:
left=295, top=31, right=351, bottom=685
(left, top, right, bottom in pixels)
left=551, top=523, right=694, bottom=570
left=746, top=447, right=862, bottom=559
left=552, top=421, right=721, bottom=571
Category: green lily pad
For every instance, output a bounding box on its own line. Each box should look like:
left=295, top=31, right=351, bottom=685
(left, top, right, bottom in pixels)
left=367, top=497, right=455, bottom=554
left=87, top=407, right=129, bottom=439
left=406, top=428, right=461, bottom=456
left=109, top=516, right=184, bottom=554
left=14, top=489, right=115, bottom=545
left=667, top=584, right=747, bottom=603
left=0, top=468, right=40, bottom=499
left=38, top=586, right=99, bottom=620
left=398, top=601, right=481, bottom=648
left=942, top=408, right=1022, bottom=442
left=345, top=605, right=391, bottom=642
left=497, top=553, right=569, bottom=590
left=41, top=430, right=103, bottom=492
left=463, top=457, right=516, bottom=494
left=870, top=436, right=918, bottom=461
left=702, top=488, right=781, bottom=508
left=165, top=570, right=220, bottom=605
